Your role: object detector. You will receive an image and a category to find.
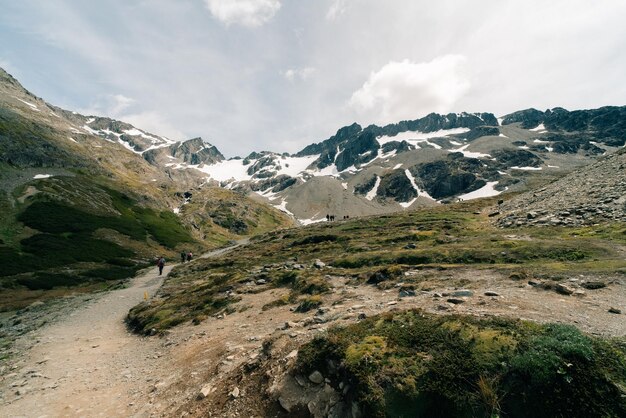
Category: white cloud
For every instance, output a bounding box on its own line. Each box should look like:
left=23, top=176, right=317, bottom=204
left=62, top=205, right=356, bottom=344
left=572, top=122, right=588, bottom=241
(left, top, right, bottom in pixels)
left=327, top=0, right=348, bottom=20
left=123, top=111, right=186, bottom=141
left=109, top=94, right=135, bottom=115
left=80, top=94, right=135, bottom=117
left=283, top=67, right=316, bottom=82
left=350, top=55, right=471, bottom=124
left=204, top=0, right=281, bottom=27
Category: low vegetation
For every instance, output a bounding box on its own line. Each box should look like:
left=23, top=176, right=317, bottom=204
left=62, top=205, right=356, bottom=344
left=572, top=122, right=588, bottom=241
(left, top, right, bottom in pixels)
left=296, top=310, right=626, bottom=418
left=126, top=199, right=626, bottom=333
left=0, top=176, right=199, bottom=307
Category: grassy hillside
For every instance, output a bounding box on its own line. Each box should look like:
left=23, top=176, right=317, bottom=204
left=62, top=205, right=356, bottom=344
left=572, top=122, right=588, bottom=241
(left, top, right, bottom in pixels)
left=127, top=197, right=626, bottom=334
left=178, top=187, right=293, bottom=248
left=0, top=174, right=201, bottom=310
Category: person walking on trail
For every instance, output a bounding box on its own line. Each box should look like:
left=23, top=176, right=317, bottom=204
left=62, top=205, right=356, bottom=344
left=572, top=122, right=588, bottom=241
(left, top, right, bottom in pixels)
left=157, top=256, right=165, bottom=275
left=180, top=251, right=186, bottom=263
left=186, top=251, right=193, bottom=262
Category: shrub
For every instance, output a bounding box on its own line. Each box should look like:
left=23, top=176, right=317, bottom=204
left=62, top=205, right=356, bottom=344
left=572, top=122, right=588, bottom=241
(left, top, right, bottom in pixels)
left=295, top=295, right=322, bottom=313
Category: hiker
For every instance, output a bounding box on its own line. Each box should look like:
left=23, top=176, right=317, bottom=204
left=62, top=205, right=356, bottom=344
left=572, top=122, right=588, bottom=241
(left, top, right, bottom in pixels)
left=180, top=251, right=186, bottom=263
left=186, top=251, right=193, bottom=262
left=157, top=256, right=165, bottom=275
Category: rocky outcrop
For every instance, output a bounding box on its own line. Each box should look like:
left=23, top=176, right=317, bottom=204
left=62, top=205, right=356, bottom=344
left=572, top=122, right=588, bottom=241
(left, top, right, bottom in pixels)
left=169, top=137, right=224, bottom=165
left=334, top=130, right=379, bottom=172
left=250, top=175, right=297, bottom=193
left=502, top=106, right=626, bottom=147
left=353, top=175, right=378, bottom=196
left=492, top=149, right=543, bottom=168
left=376, top=170, right=417, bottom=203
left=501, top=108, right=545, bottom=129
left=409, top=154, right=494, bottom=199
left=462, top=126, right=501, bottom=141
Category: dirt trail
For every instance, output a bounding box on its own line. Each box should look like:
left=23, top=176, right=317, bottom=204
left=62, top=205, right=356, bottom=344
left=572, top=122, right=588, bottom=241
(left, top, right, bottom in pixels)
left=0, top=245, right=238, bottom=418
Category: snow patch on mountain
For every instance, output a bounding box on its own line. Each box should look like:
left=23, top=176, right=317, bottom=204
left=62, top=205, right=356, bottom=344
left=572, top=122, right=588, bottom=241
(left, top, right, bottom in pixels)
left=13, top=96, right=40, bottom=111
left=405, top=169, right=436, bottom=201
left=458, top=181, right=501, bottom=200
left=511, top=166, right=543, bottom=171
left=365, top=176, right=381, bottom=201
left=451, top=144, right=492, bottom=158
left=377, top=127, right=469, bottom=148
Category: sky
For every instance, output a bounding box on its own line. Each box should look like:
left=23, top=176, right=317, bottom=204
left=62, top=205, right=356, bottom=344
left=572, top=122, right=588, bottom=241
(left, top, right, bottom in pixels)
left=1, top=0, right=626, bottom=158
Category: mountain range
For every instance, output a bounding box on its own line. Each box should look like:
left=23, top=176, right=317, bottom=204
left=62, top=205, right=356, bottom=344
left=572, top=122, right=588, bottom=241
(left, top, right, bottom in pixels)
left=1, top=65, right=625, bottom=294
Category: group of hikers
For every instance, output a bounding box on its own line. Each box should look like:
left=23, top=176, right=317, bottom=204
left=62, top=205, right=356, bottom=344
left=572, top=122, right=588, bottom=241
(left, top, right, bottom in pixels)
left=180, top=251, right=193, bottom=263
left=155, top=251, right=193, bottom=275
left=326, top=214, right=350, bottom=221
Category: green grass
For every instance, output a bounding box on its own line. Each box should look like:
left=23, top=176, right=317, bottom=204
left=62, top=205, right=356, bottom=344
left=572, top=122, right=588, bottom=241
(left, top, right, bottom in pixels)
left=0, top=184, right=195, bottom=286
left=127, top=204, right=626, bottom=333
left=126, top=271, right=241, bottom=334
left=296, top=310, right=626, bottom=418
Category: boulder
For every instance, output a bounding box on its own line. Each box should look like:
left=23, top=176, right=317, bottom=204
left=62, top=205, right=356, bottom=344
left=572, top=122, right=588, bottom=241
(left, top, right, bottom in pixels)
left=313, top=260, right=326, bottom=269
left=555, top=283, right=574, bottom=295
left=451, top=290, right=473, bottom=297
left=309, top=371, right=324, bottom=384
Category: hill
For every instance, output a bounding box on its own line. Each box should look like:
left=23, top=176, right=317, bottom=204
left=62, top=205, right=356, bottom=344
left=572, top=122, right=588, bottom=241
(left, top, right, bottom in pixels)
left=0, top=68, right=292, bottom=309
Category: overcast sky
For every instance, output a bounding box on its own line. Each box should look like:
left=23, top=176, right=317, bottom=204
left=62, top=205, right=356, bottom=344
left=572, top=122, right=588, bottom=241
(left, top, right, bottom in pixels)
left=1, top=0, right=626, bottom=157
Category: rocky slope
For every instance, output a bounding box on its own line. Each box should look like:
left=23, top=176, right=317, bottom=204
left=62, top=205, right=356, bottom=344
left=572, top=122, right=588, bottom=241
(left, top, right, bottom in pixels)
left=496, top=147, right=626, bottom=227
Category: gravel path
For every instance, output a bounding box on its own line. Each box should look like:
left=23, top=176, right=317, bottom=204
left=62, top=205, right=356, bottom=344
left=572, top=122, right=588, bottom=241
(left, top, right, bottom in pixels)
left=0, top=245, right=238, bottom=418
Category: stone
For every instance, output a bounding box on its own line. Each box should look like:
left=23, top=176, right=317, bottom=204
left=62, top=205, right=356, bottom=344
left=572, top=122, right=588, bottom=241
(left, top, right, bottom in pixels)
left=387, top=301, right=398, bottom=306
left=528, top=279, right=542, bottom=287
left=230, top=386, right=240, bottom=398
left=313, top=259, right=326, bottom=269
left=583, top=281, right=606, bottom=290
left=446, top=298, right=465, bottom=304
left=309, top=371, right=324, bottom=384
left=555, top=283, right=574, bottom=295
left=399, top=289, right=416, bottom=298
left=197, top=384, right=213, bottom=400
left=608, top=307, right=621, bottom=314
left=484, top=291, right=500, bottom=297
left=294, top=374, right=307, bottom=387
left=256, top=279, right=267, bottom=285
left=403, top=243, right=416, bottom=249
left=357, top=312, right=367, bottom=320
left=279, top=397, right=293, bottom=412
left=451, top=290, right=473, bottom=297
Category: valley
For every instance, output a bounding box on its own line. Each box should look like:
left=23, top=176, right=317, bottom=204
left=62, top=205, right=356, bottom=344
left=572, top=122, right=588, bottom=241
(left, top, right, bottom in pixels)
left=1, top=199, right=625, bottom=417
left=1, top=65, right=625, bottom=417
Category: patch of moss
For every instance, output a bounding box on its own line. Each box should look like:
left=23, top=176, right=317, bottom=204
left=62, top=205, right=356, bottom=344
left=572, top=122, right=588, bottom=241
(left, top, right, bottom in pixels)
left=296, top=310, right=626, bottom=418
